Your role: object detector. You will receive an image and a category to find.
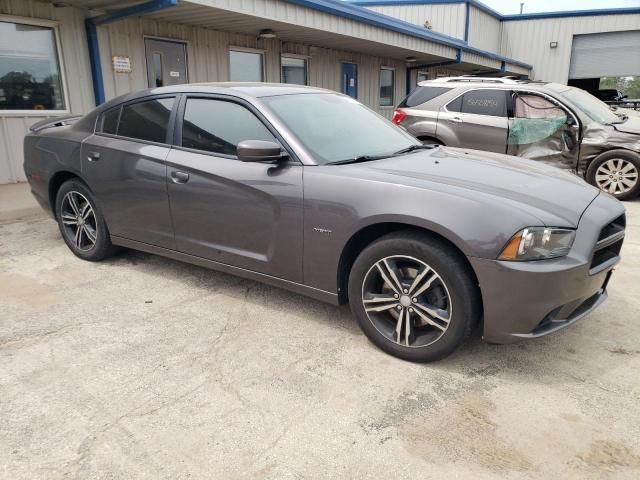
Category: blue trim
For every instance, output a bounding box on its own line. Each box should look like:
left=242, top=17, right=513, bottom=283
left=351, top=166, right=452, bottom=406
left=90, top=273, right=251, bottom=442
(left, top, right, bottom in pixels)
left=285, top=0, right=532, bottom=69
left=85, top=0, right=178, bottom=105
left=463, top=1, right=470, bottom=41
left=85, top=20, right=105, bottom=106
left=347, top=1, right=640, bottom=21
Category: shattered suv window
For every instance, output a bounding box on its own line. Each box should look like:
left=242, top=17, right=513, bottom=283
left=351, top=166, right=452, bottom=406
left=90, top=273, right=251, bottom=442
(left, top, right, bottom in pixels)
left=508, top=94, right=567, bottom=145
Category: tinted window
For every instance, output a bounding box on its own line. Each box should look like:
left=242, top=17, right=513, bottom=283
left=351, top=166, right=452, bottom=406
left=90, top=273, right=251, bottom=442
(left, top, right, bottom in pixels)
left=448, top=89, right=507, bottom=117
left=229, top=50, right=264, bottom=82
left=99, top=107, right=120, bottom=134
left=379, top=68, right=394, bottom=106
left=399, top=86, right=452, bottom=108
left=118, top=97, right=174, bottom=143
left=0, top=21, right=66, bottom=110
left=181, top=98, right=276, bottom=156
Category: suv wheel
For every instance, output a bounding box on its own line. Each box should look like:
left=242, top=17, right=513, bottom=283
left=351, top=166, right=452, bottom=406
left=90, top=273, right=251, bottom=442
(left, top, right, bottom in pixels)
left=55, top=179, right=117, bottom=261
left=586, top=150, right=640, bottom=200
left=348, top=231, right=481, bottom=362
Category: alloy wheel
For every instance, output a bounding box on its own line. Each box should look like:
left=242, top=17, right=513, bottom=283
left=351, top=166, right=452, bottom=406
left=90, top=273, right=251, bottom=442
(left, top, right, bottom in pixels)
left=595, top=159, right=638, bottom=195
left=361, top=255, right=451, bottom=348
left=60, top=191, right=98, bottom=251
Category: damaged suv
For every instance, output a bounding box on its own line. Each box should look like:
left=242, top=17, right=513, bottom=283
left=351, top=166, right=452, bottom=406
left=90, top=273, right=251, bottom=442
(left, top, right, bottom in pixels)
left=393, top=77, right=640, bottom=200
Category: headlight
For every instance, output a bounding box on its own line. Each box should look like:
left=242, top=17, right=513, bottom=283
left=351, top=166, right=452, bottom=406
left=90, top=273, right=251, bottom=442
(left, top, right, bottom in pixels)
left=499, top=227, right=575, bottom=261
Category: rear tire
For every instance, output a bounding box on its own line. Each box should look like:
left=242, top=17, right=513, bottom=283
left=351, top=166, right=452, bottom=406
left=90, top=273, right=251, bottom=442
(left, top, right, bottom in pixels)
left=586, top=150, right=640, bottom=201
left=348, top=231, right=481, bottom=362
left=55, top=179, right=116, bottom=261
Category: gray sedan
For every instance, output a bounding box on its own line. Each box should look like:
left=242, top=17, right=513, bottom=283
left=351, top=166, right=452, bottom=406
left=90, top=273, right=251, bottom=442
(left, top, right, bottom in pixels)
left=23, top=84, right=625, bottom=362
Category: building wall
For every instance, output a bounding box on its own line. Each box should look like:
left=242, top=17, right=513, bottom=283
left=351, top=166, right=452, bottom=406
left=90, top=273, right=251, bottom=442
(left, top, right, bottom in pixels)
left=366, top=3, right=466, bottom=39
left=0, top=0, right=94, bottom=183
left=500, top=14, right=640, bottom=83
left=97, top=15, right=407, bottom=120
left=0, top=1, right=409, bottom=183
left=467, top=4, right=501, bottom=53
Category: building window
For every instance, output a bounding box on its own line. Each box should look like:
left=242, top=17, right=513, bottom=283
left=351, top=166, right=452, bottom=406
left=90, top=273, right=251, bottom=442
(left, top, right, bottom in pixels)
left=229, top=49, right=264, bottom=82
left=379, top=68, right=395, bottom=107
left=281, top=56, right=308, bottom=85
left=0, top=20, right=66, bottom=111
left=416, top=71, right=428, bottom=84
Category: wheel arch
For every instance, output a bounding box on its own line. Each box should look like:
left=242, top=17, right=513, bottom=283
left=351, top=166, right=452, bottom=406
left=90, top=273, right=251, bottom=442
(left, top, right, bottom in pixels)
left=336, top=222, right=481, bottom=307
left=48, top=170, right=83, bottom=219
left=416, top=135, right=444, bottom=146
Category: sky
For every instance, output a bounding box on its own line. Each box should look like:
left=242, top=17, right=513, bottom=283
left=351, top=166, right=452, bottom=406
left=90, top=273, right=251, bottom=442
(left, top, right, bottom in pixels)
left=480, top=0, right=640, bottom=14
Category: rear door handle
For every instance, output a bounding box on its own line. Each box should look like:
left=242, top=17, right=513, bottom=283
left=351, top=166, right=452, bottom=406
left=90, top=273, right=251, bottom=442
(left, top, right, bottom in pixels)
left=451, top=117, right=463, bottom=123
left=87, top=151, right=101, bottom=161
left=170, top=170, right=190, bottom=184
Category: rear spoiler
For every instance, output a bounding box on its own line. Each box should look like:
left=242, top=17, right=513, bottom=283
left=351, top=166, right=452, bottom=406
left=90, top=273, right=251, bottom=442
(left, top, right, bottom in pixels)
left=29, top=115, right=82, bottom=133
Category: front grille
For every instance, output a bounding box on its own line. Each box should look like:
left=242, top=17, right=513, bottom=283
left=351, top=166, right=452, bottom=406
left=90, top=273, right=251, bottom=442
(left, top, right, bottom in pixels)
left=590, top=214, right=625, bottom=272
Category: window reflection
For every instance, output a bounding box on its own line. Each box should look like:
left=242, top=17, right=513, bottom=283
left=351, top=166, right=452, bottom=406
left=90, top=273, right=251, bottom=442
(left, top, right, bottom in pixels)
left=0, top=21, right=65, bottom=110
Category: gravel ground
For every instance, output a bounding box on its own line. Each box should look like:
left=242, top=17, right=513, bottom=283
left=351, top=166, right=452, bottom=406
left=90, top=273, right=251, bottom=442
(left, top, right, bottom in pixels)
left=1, top=183, right=639, bottom=480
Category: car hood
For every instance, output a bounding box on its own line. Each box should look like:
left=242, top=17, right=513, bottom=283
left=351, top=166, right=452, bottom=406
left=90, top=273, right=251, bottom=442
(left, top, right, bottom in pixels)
left=612, top=115, right=640, bottom=135
left=349, top=147, right=600, bottom=227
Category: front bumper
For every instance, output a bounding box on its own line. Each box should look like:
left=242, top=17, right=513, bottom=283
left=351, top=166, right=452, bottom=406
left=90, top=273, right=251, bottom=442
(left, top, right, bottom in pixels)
left=470, top=193, right=625, bottom=344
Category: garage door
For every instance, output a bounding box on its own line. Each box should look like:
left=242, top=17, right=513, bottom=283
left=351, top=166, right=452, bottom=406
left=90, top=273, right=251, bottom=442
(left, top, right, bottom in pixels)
left=569, top=30, right=640, bottom=79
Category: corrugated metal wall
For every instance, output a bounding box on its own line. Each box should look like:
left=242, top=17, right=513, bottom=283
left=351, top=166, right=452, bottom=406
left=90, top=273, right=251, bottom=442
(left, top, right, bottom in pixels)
left=0, top=0, right=94, bottom=183
left=500, top=14, right=640, bottom=82
left=366, top=4, right=467, bottom=39
left=467, top=5, right=501, bottom=54
left=98, top=15, right=407, bottom=119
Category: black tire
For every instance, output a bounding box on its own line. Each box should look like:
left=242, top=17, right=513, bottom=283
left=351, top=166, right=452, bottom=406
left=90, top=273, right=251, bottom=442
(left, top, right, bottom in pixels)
left=586, top=150, right=640, bottom=201
left=348, top=231, right=481, bottom=363
left=55, top=178, right=117, bottom=261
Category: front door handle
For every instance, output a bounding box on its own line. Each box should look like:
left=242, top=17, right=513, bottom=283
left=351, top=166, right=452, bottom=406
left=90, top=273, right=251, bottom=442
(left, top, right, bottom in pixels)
left=170, top=170, right=190, bottom=184
left=450, top=116, right=463, bottom=123
left=87, top=151, right=101, bottom=162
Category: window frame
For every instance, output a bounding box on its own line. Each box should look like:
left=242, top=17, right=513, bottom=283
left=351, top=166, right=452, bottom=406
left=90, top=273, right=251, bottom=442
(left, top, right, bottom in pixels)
left=228, top=47, right=266, bottom=83
left=94, top=94, right=178, bottom=147
left=173, top=93, right=300, bottom=164
left=443, top=88, right=510, bottom=118
left=280, top=54, right=309, bottom=86
left=0, top=15, right=70, bottom=116
left=379, top=66, right=396, bottom=108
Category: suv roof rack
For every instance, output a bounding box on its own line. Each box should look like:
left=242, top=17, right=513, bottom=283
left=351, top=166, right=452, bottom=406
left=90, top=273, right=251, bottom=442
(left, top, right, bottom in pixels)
left=429, top=75, right=526, bottom=84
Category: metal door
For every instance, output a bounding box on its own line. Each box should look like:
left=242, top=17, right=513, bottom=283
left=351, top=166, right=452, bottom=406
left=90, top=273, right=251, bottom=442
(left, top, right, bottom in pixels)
left=144, top=38, right=188, bottom=88
left=341, top=62, right=358, bottom=99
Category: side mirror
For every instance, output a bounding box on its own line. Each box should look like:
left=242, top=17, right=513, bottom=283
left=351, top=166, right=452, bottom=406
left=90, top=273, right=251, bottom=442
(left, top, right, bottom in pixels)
left=237, top=140, right=287, bottom=162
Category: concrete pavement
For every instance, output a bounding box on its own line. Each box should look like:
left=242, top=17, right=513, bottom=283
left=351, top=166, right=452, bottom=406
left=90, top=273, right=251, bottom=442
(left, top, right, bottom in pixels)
left=1, top=182, right=639, bottom=479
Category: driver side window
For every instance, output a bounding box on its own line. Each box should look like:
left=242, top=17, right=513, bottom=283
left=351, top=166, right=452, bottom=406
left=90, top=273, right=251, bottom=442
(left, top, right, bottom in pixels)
left=181, top=98, right=277, bottom=156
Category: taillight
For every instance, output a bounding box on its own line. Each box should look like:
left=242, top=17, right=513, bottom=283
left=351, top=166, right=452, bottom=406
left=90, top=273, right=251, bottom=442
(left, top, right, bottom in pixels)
left=392, top=109, right=407, bottom=125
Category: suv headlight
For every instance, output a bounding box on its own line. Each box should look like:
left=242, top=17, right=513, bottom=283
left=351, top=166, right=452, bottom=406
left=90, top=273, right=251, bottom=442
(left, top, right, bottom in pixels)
left=499, top=227, right=575, bottom=261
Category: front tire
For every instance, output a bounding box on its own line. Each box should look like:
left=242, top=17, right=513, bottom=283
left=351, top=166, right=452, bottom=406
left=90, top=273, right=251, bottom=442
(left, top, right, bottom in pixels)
left=348, top=231, right=481, bottom=362
left=586, top=150, right=640, bottom=200
left=55, top=179, right=116, bottom=261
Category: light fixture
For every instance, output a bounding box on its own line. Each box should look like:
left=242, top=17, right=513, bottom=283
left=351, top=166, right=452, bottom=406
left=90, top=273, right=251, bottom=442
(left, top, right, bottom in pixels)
left=549, top=41, right=559, bottom=48
left=258, top=29, right=277, bottom=39
left=405, top=56, right=417, bottom=63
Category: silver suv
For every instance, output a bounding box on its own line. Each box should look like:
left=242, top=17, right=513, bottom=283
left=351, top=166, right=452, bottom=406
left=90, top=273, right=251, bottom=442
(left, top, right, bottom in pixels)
left=393, top=76, right=640, bottom=200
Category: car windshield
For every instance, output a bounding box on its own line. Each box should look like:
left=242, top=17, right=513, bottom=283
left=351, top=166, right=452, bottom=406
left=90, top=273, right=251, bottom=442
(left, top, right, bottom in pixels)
left=261, top=93, right=418, bottom=164
left=559, top=87, right=621, bottom=125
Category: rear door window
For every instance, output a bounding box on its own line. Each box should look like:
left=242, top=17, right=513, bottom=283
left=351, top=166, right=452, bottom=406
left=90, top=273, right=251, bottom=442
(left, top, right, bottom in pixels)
left=447, top=89, right=508, bottom=117
left=181, top=98, right=277, bottom=156
left=399, top=86, right=452, bottom=108
left=99, top=107, right=120, bottom=134
left=117, top=97, right=175, bottom=143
